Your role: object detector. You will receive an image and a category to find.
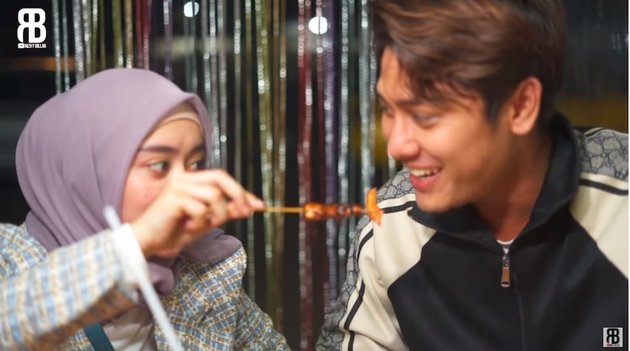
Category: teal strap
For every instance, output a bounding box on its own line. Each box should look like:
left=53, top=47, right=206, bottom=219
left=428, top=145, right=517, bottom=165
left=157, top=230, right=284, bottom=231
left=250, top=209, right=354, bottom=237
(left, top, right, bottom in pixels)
left=83, top=323, right=115, bottom=351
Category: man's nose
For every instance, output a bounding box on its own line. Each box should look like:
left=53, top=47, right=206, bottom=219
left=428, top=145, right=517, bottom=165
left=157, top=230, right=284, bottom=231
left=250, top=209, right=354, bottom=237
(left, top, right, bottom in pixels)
left=386, top=117, right=420, bottom=161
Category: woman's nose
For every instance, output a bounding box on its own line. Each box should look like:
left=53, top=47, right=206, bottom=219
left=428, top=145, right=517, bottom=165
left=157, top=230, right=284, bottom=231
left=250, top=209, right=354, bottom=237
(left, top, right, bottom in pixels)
left=170, top=163, right=190, bottom=176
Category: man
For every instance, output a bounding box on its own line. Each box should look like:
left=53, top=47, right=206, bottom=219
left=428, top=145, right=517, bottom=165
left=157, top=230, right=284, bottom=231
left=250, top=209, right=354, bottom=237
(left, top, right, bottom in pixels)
left=317, top=0, right=628, bottom=350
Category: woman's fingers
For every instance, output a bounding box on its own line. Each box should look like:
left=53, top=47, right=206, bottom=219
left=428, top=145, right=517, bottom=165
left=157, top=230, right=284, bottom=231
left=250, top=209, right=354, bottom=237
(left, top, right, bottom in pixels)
left=133, top=169, right=263, bottom=258
left=245, top=191, right=265, bottom=210
left=173, top=170, right=263, bottom=219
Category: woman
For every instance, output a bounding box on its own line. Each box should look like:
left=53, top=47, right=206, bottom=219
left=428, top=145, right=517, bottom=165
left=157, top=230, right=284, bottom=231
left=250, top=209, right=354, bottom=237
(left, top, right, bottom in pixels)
left=0, top=68, right=289, bottom=350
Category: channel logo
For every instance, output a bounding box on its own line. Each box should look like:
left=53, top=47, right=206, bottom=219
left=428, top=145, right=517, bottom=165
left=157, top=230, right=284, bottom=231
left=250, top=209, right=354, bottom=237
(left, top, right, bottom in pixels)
left=17, top=8, right=47, bottom=49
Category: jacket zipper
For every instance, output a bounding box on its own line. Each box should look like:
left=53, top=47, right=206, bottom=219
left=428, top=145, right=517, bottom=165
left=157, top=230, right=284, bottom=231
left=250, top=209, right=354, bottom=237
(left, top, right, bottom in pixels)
left=431, top=225, right=515, bottom=288
left=501, top=253, right=511, bottom=288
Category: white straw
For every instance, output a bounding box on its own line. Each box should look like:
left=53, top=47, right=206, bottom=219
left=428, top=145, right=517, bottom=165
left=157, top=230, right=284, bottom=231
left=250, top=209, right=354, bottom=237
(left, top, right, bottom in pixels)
left=103, top=206, right=184, bottom=351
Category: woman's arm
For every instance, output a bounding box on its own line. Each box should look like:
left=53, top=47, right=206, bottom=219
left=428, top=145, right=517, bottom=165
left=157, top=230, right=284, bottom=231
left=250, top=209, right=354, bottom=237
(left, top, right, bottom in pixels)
left=0, top=225, right=138, bottom=349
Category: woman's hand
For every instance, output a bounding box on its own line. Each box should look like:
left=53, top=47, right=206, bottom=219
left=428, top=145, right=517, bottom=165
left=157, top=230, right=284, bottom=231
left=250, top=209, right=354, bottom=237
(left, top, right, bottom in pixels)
left=130, top=169, right=263, bottom=257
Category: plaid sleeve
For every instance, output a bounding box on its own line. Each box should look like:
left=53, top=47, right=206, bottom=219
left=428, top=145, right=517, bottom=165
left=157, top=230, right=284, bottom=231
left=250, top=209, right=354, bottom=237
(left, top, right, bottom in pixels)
left=0, top=225, right=137, bottom=350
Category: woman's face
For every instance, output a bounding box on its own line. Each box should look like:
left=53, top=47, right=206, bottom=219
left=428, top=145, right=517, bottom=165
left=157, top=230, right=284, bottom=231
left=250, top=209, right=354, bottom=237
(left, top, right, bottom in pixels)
left=121, top=104, right=206, bottom=223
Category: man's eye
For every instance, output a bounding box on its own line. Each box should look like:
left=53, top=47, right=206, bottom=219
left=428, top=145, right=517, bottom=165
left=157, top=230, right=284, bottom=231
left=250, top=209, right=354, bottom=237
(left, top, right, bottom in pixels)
left=380, top=108, right=394, bottom=119
left=148, top=161, right=168, bottom=173
left=413, top=114, right=438, bottom=125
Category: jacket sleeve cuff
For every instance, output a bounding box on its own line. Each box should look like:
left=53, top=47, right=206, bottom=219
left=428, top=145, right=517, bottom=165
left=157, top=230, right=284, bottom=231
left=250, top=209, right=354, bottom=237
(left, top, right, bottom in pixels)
left=110, top=223, right=149, bottom=286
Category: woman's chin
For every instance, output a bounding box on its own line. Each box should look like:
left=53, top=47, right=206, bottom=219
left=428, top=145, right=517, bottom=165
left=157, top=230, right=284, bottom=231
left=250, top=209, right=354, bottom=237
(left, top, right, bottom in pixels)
left=155, top=249, right=180, bottom=258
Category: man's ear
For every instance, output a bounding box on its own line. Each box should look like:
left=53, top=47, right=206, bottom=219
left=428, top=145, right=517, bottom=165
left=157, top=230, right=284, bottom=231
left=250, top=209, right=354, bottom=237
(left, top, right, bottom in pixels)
left=506, top=76, right=542, bottom=135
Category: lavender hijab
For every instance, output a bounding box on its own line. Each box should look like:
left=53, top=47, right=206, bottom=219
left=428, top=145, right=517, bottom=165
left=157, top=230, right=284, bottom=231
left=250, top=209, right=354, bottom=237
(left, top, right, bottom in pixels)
left=15, top=68, right=241, bottom=295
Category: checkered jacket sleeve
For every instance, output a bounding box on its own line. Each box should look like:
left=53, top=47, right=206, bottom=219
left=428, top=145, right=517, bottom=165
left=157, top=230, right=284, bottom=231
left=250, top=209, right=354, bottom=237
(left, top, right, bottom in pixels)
left=0, top=224, right=137, bottom=350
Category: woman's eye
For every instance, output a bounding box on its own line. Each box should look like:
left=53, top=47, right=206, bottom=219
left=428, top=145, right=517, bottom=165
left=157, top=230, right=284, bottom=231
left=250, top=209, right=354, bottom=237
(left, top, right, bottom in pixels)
left=148, top=161, right=168, bottom=173
left=189, top=160, right=206, bottom=171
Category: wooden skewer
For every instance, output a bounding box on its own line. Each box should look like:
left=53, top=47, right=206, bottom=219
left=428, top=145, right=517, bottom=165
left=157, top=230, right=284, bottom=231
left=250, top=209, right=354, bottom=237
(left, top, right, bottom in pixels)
left=259, top=206, right=304, bottom=214
left=259, top=206, right=369, bottom=215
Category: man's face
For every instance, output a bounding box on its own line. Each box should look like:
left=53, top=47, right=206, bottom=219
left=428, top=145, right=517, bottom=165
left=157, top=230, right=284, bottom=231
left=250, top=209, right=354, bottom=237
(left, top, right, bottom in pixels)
left=378, top=47, right=514, bottom=213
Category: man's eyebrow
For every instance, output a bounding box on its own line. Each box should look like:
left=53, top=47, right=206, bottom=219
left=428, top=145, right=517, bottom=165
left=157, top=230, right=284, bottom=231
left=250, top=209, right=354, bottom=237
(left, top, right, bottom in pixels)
left=375, top=90, right=423, bottom=108
left=138, top=143, right=206, bottom=154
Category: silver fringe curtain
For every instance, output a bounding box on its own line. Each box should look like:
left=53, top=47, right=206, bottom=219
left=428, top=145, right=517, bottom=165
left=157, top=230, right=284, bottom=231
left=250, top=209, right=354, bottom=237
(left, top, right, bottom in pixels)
left=50, top=0, right=393, bottom=349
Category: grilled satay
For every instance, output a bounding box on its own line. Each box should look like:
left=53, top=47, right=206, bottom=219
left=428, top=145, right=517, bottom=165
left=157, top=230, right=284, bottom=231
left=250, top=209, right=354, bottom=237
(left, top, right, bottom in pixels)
left=262, top=187, right=383, bottom=224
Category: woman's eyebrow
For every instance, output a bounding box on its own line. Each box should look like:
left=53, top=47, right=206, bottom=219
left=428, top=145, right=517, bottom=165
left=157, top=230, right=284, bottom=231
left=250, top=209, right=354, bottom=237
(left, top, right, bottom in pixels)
left=138, top=144, right=205, bottom=154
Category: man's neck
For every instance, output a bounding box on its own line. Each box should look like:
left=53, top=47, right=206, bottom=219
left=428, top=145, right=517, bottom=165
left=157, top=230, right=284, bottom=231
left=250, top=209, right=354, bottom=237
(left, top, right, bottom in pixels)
left=476, top=134, right=553, bottom=242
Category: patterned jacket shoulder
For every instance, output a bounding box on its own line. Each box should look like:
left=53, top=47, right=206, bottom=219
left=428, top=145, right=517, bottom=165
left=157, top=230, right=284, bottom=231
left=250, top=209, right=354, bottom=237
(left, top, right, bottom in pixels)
left=0, top=223, right=47, bottom=278
left=574, top=127, right=628, bottom=181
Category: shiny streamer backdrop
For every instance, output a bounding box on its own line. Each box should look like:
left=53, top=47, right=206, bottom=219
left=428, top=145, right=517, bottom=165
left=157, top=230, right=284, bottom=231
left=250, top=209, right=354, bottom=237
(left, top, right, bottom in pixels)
left=47, top=0, right=627, bottom=349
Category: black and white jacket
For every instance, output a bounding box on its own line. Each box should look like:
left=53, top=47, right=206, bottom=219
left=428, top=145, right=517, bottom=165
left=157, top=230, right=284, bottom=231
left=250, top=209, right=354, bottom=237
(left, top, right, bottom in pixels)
left=317, top=116, right=628, bottom=351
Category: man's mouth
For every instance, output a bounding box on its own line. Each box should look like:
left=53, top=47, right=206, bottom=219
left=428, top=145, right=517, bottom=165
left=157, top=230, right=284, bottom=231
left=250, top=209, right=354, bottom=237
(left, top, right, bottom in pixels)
left=409, top=168, right=441, bottom=179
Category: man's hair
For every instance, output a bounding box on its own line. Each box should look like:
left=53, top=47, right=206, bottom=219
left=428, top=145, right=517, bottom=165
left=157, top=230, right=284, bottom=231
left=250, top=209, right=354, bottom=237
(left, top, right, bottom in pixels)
left=373, top=0, right=566, bottom=130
